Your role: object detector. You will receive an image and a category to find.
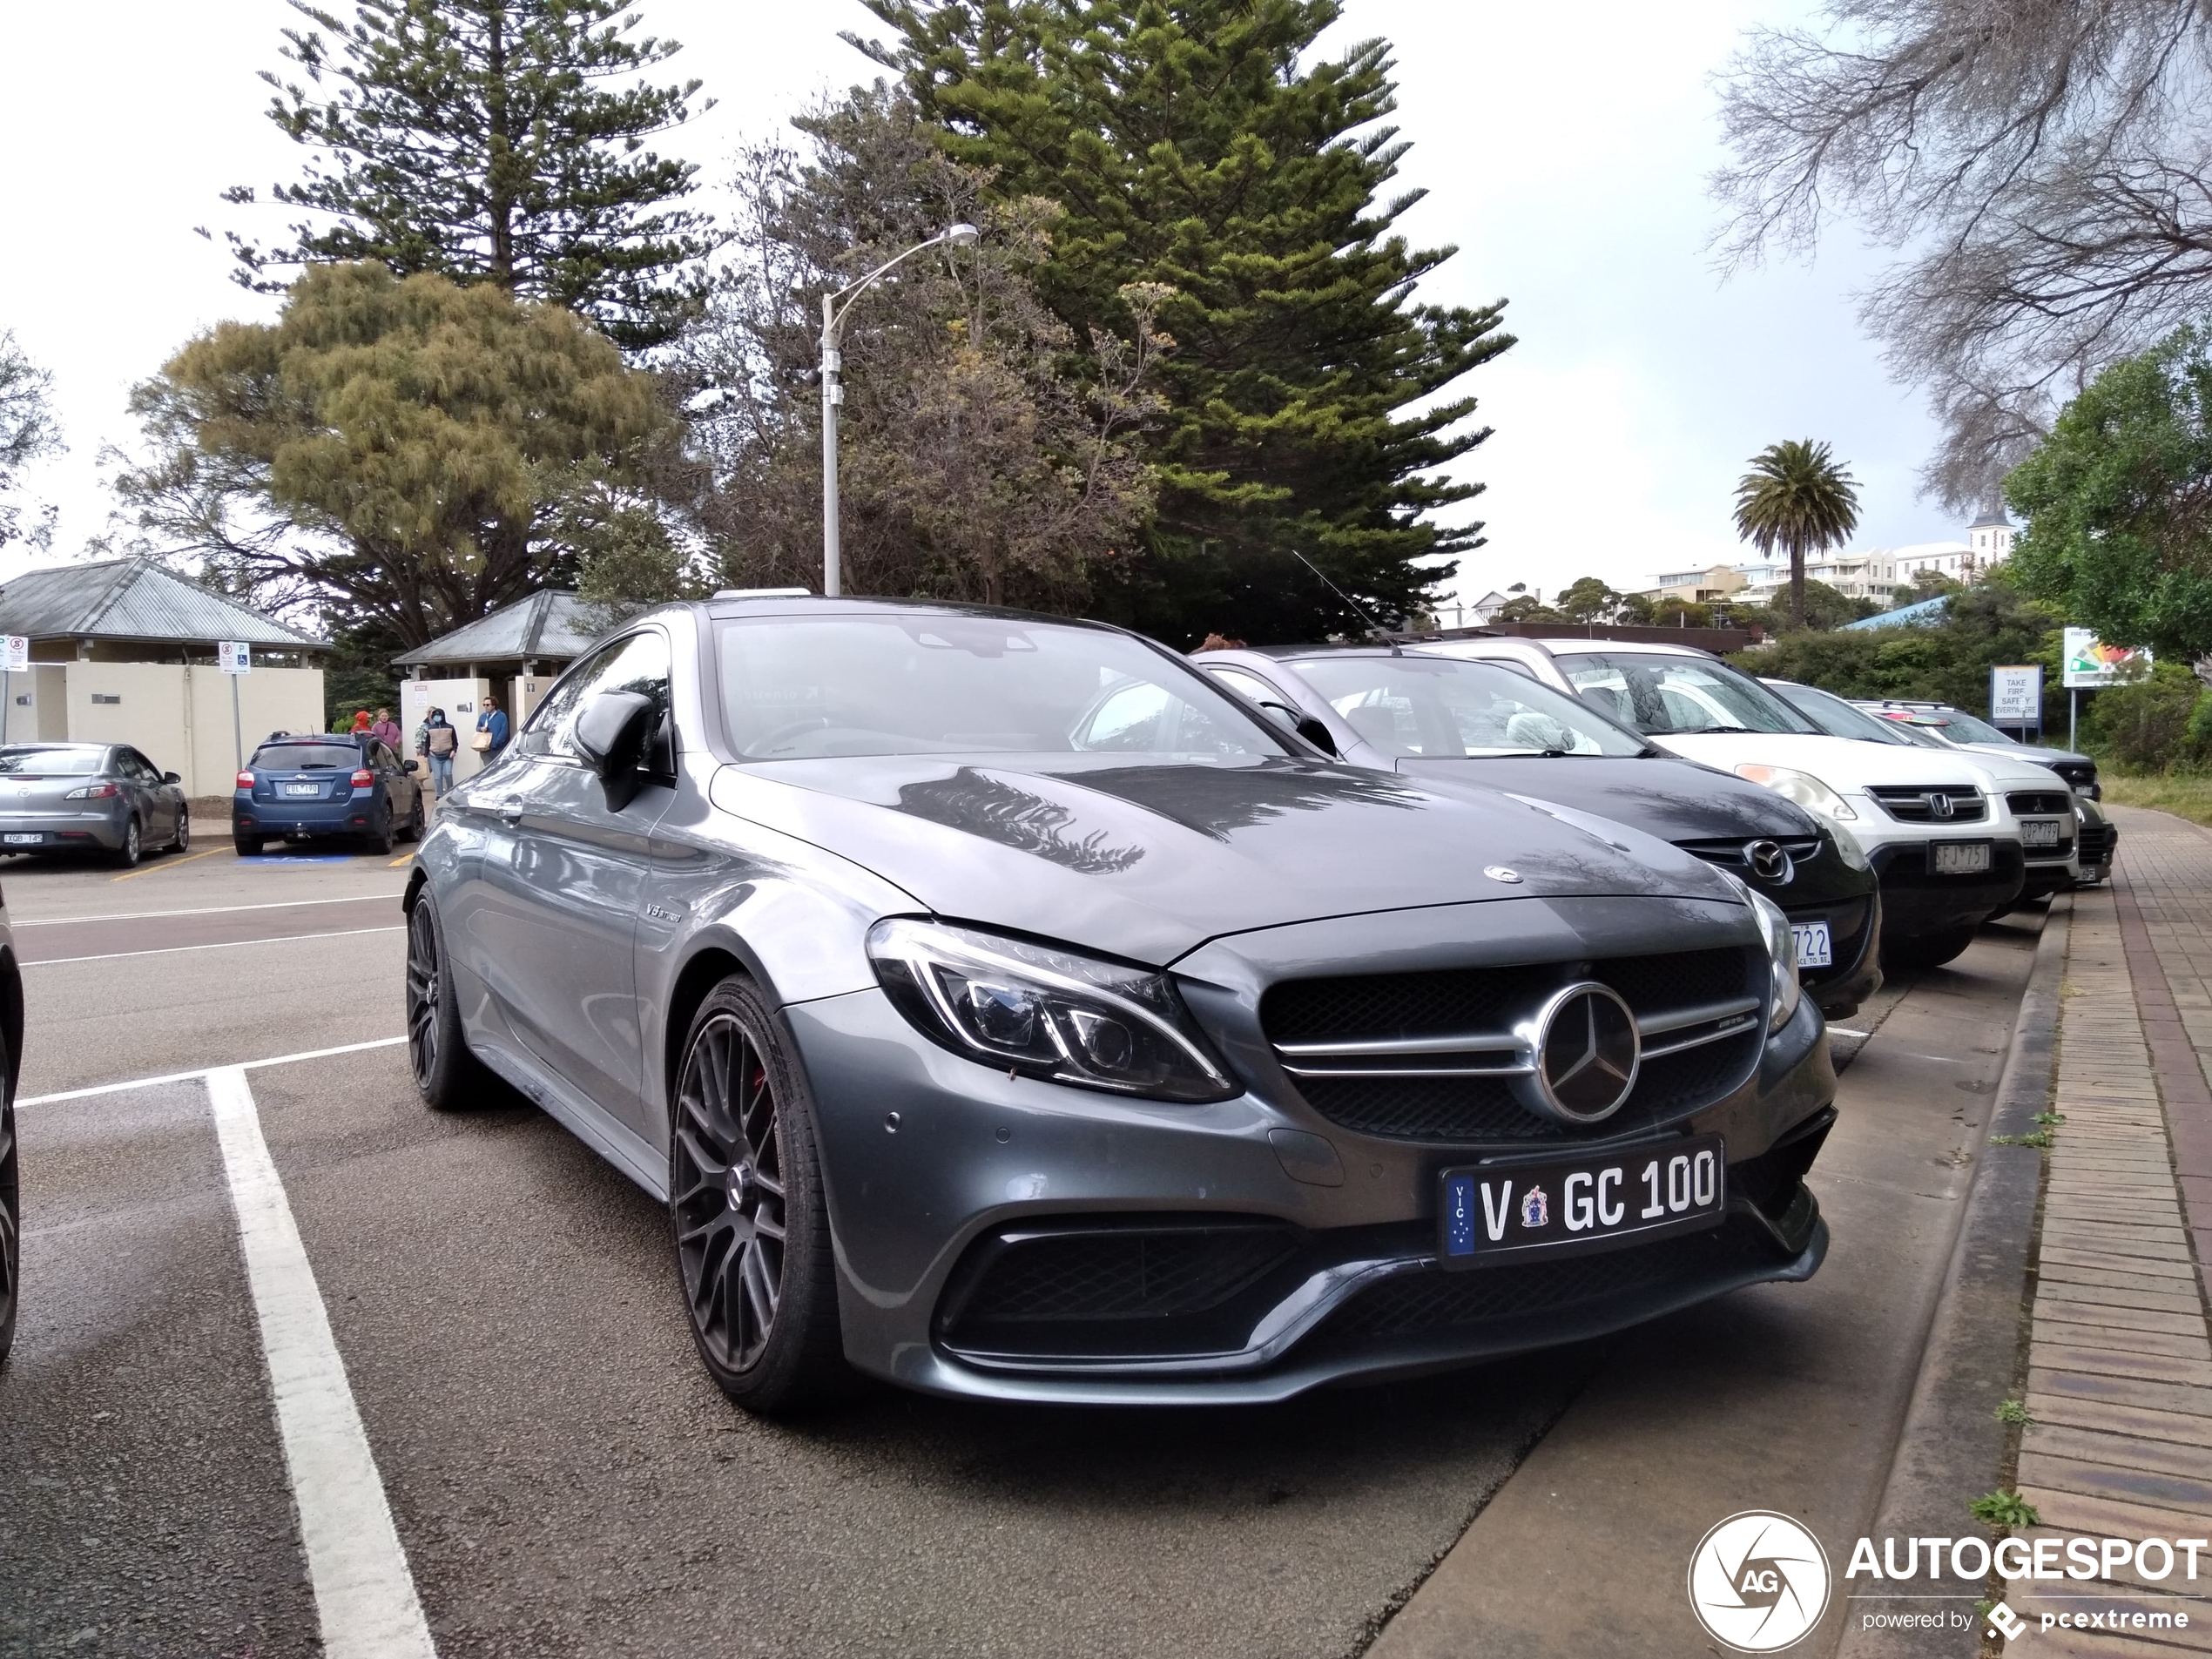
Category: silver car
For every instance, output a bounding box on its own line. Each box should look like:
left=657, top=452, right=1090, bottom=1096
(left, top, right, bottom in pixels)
left=402, top=597, right=1837, bottom=1413
left=0, top=744, right=190, bottom=867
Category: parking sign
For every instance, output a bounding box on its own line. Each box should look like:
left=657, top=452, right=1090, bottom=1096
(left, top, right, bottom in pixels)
left=0, top=637, right=26, bottom=673
left=218, top=641, right=252, bottom=674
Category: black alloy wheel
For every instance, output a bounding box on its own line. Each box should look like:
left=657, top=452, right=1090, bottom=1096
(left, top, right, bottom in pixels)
left=405, top=894, right=486, bottom=1109
left=370, top=811, right=396, bottom=856
left=0, top=1075, right=17, bottom=1368
left=111, top=818, right=141, bottom=869
left=670, top=979, right=846, bottom=1412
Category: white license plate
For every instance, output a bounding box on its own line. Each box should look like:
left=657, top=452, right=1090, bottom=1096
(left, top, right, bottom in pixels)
left=2022, top=819, right=2062, bottom=847
left=1440, top=1133, right=1726, bottom=1267
left=3, top=833, right=41, bottom=845
left=283, top=783, right=320, bottom=797
left=1932, top=841, right=1993, bottom=876
left=1791, top=921, right=1833, bottom=968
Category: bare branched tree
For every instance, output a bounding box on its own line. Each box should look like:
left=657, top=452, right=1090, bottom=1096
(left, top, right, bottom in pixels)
left=674, top=85, right=1168, bottom=609
left=1713, top=1, right=2212, bottom=509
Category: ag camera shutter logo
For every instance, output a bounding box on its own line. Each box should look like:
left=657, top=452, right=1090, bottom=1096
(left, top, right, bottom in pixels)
left=1688, top=1511, right=1831, bottom=1651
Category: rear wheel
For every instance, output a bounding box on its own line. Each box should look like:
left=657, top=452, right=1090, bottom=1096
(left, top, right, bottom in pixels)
left=405, top=892, right=489, bottom=1109
left=671, top=978, right=846, bottom=1413
left=111, top=818, right=141, bottom=868
left=1884, top=927, right=1977, bottom=972
left=233, top=834, right=262, bottom=857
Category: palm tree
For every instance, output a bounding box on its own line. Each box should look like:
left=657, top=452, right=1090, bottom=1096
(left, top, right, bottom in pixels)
left=1734, top=440, right=1862, bottom=630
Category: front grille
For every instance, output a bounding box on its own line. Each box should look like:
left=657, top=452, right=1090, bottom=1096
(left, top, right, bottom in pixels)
left=1867, top=785, right=1986, bottom=822
left=1676, top=836, right=1824, bottom=870
left=1263, top=947, right=1764, bottom=1146
left=2078, top=820, right=2113, bottom=864
left=2052, top=762, right=2096, bottom=791
left=954, top=1226, right=1298, bottom=1325
left=2006, top=791, right=2071, bottom=817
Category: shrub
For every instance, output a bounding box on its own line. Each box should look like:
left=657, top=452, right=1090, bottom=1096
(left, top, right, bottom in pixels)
left=2086, top=661, right=2205, bottom=770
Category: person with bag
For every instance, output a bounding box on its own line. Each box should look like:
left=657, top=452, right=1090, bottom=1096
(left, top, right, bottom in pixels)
left=474, top=693, right=509, bottom=759
left=423, top=708, right=458, bottom=799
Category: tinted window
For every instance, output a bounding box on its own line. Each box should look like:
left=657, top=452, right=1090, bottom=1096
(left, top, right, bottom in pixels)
left=0, top=745, right=104, bottom=774
left=253, top=742, right=361, bottom=771
left=715, top=615, right=1284, bottom=761
left=529, top=630, right=672, bottom=761
left=1560, top=653, right=1818, bottom=737
left=1924, top=707, right=2016, bottom=745
left=1765, top=683, right=1916, bottom=745
left=1287, top=656, right=1649, bottom=758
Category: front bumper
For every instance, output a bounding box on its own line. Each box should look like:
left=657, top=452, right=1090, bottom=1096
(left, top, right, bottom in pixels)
left=1784, top=890, right=1882, bottom=1016
left=1870, top=840, right=2025, bottom=937
left=786, top=982, right=1837, bottom=1405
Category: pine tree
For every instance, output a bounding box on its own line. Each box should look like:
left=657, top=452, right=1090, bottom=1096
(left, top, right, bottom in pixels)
left=221, top=0, right=717, bottom=350
left=855, top=0, right=1513, bottom=644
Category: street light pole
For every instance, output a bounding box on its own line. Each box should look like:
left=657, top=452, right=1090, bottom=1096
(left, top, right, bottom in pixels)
left=818, top=222, right=980, bottom=597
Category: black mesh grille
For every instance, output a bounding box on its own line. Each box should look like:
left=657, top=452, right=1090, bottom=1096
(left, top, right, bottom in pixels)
left=1291, top=1075, right=1547, bottom=1142
left=1676, top=837, right=1823, bottom=869
left=1592, top=948, right=1750, bottom=1013
left=956, top=1228, right=1299, bottom=1325
left=2006, top=791, right=2071, bottom=817
left=1263, top=967, right=1526, bottom=1044
left=1867, top=785, right=1986, bottom=822
left=2078, top=820, right=2113, bottom=863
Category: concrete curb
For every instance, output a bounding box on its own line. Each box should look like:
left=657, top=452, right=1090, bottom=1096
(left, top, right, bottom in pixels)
left=1833, top=895, right=2070, bottom=1659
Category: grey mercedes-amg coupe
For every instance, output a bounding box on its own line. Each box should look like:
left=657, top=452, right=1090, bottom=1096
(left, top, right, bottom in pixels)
left=402, top=596, right=1838, bottom=1412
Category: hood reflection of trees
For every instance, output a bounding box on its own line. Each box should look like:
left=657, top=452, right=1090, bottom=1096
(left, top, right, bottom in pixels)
left=1043, top=759, right=1427, bottom=840
left=895, top=770, right=1146, bottom=873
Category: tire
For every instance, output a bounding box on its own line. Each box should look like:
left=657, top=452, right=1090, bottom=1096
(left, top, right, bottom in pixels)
left=234, top=834, right=262, bottom=858
left=0, top=1060, right=17, bottom=1371
left=670, top=977, right=847, bottom=1413
left=168, top=809, right=191, bottom=854
left=405, top=891, right=491, bottom=1110
left=1883, top=926, right=1978, bottom=972
left=111, top=817, right=141, bottom=868
left=401, top=792, right=424, bottom=843
left=370, top=811, right=396, bottom=856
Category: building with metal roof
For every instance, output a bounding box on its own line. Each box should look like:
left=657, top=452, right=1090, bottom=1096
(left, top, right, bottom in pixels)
left=0, top=557, right=324, bottom=662
left=390, top=589, right=602, bottom=678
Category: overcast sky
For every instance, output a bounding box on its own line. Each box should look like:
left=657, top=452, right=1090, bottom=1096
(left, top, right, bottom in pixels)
left=0, top=0, right=1947, bottom=610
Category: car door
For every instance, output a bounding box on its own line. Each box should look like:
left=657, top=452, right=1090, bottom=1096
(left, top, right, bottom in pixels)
left=468, top=629, right=676, bottom=1134
left=369, top=740, right=407, bottom=823
left=119, top=749, right=173, bottom=842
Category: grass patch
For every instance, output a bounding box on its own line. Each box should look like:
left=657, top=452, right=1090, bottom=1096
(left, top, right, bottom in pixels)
left=2102, top=772, right=2212, bottom=826
left=1995, top=1399, right=2032, bottom=1426
left=2033, top=1111, right=2067, bottom=1128
left=1969, top=1489, right=2041, bottom=1529
left=1991, top=1130, right=2054, bottom=1148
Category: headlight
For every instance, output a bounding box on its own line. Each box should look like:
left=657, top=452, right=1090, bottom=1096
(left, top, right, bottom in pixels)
left=1717, top=871, right=1802, bottom=1033
left=1824, top=819, right=1870, bottom=871
left=867, top=918, right=1236, bottom=1103
left=1733, top=764, right=1856, bottom=821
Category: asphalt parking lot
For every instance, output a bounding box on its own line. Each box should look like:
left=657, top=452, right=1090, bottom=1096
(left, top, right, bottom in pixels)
left=0, top=844, right=2047, bottom=1658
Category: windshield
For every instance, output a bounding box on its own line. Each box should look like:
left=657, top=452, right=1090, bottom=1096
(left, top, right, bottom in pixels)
left=253, top=742, right=361, bottom=772
left=1764, top=682, right=1917, bottom=745
left=1559, top=653, right=1820, bottom=737
left=0, top=745, right=103, bottom=775
left=1925, top=707, right=2017, bottom=745
left=715, top=614, right=1288, bottom=761
left=1287, top=654, right=1649, bottom=758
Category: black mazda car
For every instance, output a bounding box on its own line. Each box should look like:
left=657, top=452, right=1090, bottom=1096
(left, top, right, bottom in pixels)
left=1195, top=645, right=1884, bottom=1020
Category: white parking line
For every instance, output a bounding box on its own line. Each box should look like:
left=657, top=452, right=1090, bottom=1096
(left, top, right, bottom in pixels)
left=23, top=924, right=404, bottom=968
left=19, top=1035, right=407, bottom=1106
left=13, top=892, right=406, bottom=927
left=206, top=1065, right=438, bottom=1659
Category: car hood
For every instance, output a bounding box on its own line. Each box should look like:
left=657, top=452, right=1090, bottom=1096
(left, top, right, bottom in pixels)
left=1648, top=732, right=1993, bottom=789
left=1392, top=754, right=1819, bottom=843
left=709, top=754, right=1738, bottom=964
left=1961, top=741, right=2093, bottom=768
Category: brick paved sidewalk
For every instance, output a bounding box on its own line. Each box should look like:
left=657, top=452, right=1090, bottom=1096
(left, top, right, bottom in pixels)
left=2010, top=809, right=2212, bottom=1655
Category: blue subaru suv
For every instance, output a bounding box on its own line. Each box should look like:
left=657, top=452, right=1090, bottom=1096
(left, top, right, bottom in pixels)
left=233, top=732, right=424, bottom=855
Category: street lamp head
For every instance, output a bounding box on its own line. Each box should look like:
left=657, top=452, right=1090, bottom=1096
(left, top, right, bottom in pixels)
left=945, top=222, right=981, bottom=247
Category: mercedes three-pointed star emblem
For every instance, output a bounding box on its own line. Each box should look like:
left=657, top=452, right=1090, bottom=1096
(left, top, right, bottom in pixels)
left=1523, top=982, right=1641, bottom=1124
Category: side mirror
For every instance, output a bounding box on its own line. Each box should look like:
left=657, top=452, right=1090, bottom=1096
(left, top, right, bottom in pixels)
left=574, top=690, right=658, bottom=808
left=1282, top=713, right=1337, bottom=756
left=162, top=771, right=180, bottom=785
left=403, top=759, right=421, bottom=773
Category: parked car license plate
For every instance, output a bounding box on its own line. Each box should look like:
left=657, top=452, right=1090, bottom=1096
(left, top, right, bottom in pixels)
left=1439, top=1133, right=1726, bottom=1268
left=3, top=833, right=41, bottom=845
left=1932, top=840, right=1993, bottom=876
left=2022, top=819, right=2062, bottom=848
left=1791, top=921, right=1833, bottom=968
left=283, top=783, right=320, bottom=797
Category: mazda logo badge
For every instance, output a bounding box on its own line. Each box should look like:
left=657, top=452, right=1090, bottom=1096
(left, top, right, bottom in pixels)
left=1924, top=791, right=1955, bottom=819
left=1516, top=981, right=1641, bottom=1125
left=1743, top=839, right=1793, bottom=883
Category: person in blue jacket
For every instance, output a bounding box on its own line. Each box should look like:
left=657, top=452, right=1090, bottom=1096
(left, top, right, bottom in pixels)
left=475, top=693, right=510, bottom=757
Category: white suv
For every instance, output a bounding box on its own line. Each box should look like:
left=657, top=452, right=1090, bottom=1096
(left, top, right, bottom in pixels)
left=1421, top=637, right=2029, bottom=968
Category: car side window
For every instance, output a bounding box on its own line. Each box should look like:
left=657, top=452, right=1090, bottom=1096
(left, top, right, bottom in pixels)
left=120, top=751, right=158, bottom=784
left=1205, top=665, right=1286, bottom=706
left=537, top=630, right=673, bottom=764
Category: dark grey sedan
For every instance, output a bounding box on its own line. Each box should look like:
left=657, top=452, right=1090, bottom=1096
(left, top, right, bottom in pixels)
left=402, top=597, right=1837, bottom=1413
left=0, top=744, right=189, bottom=867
